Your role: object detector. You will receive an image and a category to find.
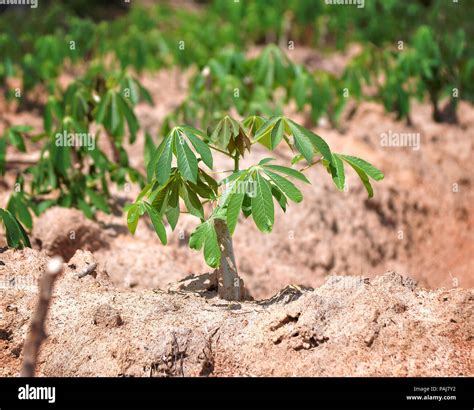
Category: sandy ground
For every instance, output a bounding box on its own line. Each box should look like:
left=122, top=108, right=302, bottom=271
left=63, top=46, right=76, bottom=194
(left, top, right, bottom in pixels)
left=0, top=249, right=472, bottom=376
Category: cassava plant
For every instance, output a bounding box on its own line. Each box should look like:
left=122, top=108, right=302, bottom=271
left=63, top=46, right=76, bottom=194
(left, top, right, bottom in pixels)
left=127, top=115, right=384, bottom=301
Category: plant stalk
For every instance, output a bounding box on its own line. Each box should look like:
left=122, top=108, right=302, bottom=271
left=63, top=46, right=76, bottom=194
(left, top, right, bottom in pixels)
left=214, top=218, right=243, bottom=301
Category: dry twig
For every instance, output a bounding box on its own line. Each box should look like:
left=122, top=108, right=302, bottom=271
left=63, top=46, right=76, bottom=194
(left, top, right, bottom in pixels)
left=21, top=257, right=63, bottom=377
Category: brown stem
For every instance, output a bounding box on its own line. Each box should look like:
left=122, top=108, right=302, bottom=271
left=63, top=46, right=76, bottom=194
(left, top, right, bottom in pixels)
left=21, top=257, right=63, bottom=377
left=214, top=219, right=243, bottom=301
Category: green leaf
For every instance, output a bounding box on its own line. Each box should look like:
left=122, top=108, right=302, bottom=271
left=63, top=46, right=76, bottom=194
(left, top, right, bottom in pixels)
left=0, top=209, right=30, bottom=249
left=271, top=119, right=285, bottom=150
left=176, top=135, right=198, bottom=183
left=241, top=194, right=252, bottom=217
left=331, top=154, right=346, bottom=191
left=35, top=200, right=56, bottom=215
left=189, top=220, right=221, bottom=268
left=180, top=183, right=204, bottom=219
left=264, top=164, right=310, bottom=184
left=8, top=195, right=33, bottom=230
left=110, top=92, right=121, bottom=134
left=184, top=129, right=213, bottom=169
left=8, top=129, right=26, bottom=152
left=11, top=125, right=33, bottom=133
left=203, top=222, right=220, bottom=268
left=259, top=158, right=275, bottom=166
left=156, top=135, right=174, bottom=184
left=189, top=221, right=207, bottom=250
left=306, top=130, right=333, bottom=164
left=253, top=117, right=280, bottom=148
left=127, top=204, right=139, bottom=234
left=271, top=184, right=287, bottom=212
left=144, top=202, right=167, bottom=245
left=349, top=164, right=373, bottom=198
left=221, top=117, right=232, bottom=149
left=117, top=94, right=139, bottom=143
left=287, top=120, right=314, bottom=163
left=251, top=173, right=274, bottom=233
left=150, top=183, right=170, bottom=214
left=96, top=91, right=111, bottom=124
left=226, top=191, right=244, bottom=234
left=166, top=181, right=180, bottom=230
left=264, top=170, right=303, bottom=203
left=211, top=117, right=233, bottom=150
left=339, top=155, right=384, bottom=181
left=243, top=115, right=266, bottom=138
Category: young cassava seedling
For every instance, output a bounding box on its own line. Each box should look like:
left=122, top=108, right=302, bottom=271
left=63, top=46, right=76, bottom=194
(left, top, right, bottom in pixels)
left=127, top=116, right=384, bottom=301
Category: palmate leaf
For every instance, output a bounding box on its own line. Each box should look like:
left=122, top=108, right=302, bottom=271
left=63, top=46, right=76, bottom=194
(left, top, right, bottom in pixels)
left=166, top=180, right=180, bottom=230
left=255, top=117, right=334, bottom=166
left=264, top=164, right=310, bottom=184
left=271, top=184, right=288, bottom=212
left=339, top=155, right=384, bottom=181
left=95, top=91, right=111, bottom=124
left=337, top=154, right=384, bottom=198
left=189, top=219, right=221, bottom=268
left=331, top=154, right=345, bottom=191
left=211, top=116, right=232, bottom=149
left=271, top=119, right=285, bottom=150
left=226, top=191, right=245, bottom=234
left=243, top=115, right=266, bottom=139
left=127, top=204, right=140, bottom=234
left=152, top=128, right=213, bottom=186
left=253, top=116, right=280, bottom=149
left=175, top=135, right=198, bottom=184
left=263, top=170, right=303, bottom=203
left=251, top=172, right=274, bottom=233
left=156, top=135, right=174, bottom=184
left=183, top=127, right=213, bottom=169
left=286, top=120, right=314, bottom=162
left=144, top=202, right=167, bottom=245
left=180, top=183, right=204, bottom=219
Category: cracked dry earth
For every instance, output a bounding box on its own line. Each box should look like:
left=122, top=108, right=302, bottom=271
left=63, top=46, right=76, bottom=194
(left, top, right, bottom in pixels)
left=0, top=248, right=472, bottom=377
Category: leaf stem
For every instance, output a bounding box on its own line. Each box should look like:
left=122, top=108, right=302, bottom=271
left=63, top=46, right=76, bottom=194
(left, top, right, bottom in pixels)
left=299, top=157, right=322, bottom=172
left=208, top=170, right=234, bottom=174
left=208, top=144, right=233, bottom=158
